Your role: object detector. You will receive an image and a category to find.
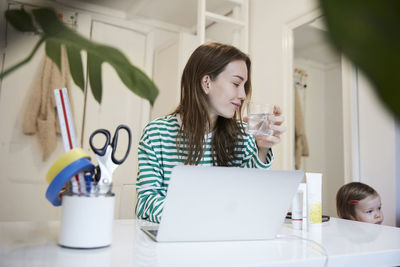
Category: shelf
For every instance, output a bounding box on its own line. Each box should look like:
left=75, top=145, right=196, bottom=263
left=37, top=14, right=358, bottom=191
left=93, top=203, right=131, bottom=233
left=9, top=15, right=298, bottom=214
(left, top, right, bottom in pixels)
left=205, top=11, right=245, bottom=27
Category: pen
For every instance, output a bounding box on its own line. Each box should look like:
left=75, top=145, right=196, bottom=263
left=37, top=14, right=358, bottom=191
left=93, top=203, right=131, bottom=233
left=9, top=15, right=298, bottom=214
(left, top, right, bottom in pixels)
left=85, top=172, right=93, bottom=194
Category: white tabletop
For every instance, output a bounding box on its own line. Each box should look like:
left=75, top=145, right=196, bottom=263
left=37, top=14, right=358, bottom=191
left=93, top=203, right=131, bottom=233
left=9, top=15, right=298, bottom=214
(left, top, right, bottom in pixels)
left=1, top=218, right=400, bottom=267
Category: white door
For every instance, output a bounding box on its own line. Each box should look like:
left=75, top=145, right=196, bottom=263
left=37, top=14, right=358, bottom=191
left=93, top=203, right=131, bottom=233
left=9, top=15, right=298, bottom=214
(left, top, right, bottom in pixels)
left=0, top=4, right=85, bottom=221
left=82, top=21, right=151, bottom=219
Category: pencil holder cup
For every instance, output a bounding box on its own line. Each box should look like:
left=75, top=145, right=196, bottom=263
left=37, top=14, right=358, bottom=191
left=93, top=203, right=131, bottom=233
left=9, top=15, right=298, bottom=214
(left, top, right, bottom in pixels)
left=59, top=193, right=115, bottom=249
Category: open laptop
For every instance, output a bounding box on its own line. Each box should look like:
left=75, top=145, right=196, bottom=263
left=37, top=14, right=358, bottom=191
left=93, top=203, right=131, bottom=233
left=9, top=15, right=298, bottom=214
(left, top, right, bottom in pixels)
left=141, top=165, right=304, bottom=242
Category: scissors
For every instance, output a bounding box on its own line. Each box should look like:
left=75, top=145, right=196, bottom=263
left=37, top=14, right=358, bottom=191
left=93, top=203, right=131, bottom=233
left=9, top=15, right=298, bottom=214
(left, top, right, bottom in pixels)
left=89, top=124, right=132, bottom=194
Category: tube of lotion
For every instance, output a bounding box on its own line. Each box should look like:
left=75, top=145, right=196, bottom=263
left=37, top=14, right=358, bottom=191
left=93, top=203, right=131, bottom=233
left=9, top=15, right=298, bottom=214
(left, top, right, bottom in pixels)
left=306, top=173, right=322, bottom=228
left=291, top=184, right=304, bottom=230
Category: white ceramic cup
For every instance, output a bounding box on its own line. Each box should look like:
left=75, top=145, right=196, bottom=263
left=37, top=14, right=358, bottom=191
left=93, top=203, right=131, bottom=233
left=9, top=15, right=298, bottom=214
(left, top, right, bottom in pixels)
left=59, top=194, right=115, bottom=248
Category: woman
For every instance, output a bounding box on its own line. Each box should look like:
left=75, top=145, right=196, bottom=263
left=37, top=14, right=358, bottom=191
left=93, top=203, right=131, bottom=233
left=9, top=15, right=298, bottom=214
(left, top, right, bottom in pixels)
left=135, top=42, right=285, bottom=223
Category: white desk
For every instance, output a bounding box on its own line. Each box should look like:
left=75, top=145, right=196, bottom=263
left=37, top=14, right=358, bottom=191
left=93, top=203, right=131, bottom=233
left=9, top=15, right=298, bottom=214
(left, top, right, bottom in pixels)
left=1, top=218, right=400, bottom=267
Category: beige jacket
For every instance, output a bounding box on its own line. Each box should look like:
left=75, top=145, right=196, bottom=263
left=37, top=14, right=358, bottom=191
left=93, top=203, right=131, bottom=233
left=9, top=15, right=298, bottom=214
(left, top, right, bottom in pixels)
left=22, top=46, right=72, bottom=161
left=294, top=87, right=309, bottom=170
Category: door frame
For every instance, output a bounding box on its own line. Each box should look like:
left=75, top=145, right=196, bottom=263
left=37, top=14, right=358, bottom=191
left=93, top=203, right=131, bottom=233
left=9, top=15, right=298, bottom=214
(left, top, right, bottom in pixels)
left=282, top=9, right=360, bottom=182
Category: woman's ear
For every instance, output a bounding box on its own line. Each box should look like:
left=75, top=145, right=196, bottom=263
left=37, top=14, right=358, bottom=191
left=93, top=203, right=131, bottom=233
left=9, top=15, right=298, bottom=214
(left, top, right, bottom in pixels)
left=201, top=75, right=211, bottom=94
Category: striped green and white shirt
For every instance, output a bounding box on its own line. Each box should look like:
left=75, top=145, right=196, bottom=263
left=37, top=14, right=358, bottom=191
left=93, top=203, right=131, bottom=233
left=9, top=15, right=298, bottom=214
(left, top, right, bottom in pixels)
left=135, top=114, right=274, bottom=223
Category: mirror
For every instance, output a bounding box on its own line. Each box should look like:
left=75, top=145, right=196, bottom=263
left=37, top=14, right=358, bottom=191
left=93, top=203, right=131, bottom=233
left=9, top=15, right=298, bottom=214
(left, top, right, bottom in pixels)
left=293, top=17, right=344, bottom=217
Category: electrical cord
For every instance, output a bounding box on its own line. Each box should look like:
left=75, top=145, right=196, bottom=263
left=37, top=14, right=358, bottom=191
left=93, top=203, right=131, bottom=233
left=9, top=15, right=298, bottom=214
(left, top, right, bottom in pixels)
left=276, top=234, right=328, bottom=267
left=286, top=212, right=330, bottom=222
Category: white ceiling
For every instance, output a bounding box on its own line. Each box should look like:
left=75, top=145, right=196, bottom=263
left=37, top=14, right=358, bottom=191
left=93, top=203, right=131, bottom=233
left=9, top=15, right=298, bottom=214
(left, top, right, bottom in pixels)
left=75, top=0, right=133, bottom=11
left=57, top=0, right=237, bottom=29
left=55, top=0, right=340, bottom=64
left=129, top=0, right=236, bottom=28
left=294, top=21, right=340, bottom=65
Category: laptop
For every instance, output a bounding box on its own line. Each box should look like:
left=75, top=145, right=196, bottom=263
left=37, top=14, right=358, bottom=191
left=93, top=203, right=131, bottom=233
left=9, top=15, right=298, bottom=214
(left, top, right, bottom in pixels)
left=141, top=165, right=304, bottom=242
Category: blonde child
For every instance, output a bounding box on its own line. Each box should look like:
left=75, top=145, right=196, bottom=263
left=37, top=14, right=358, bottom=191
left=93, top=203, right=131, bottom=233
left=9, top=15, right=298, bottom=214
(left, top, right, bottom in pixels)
left=336, top=182, right=384, bottom=224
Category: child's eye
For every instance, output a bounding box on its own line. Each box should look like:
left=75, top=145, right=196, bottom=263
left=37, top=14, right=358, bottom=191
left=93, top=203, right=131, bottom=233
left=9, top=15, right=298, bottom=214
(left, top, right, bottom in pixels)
left=366, top=210, right=373, bottom=214
left=378, top=206, right=382, bottom=211
left=233, top=83, right=239, bottom=87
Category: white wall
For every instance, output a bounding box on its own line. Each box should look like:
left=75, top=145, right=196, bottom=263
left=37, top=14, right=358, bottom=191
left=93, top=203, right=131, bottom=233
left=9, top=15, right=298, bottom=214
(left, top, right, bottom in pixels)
left=358, top=72, right=397, bottom=226
left=151, top=32, right=199, bottom=120
left=295, top=59, right=343, bottom=217
left=0, top=2, right=88, bottom=221
left=250, top=0, right=398, bottom=225
left=0, top=0, right=183, bottom=221
left=324, top=64, right=344, bottom=217
left=295, top=61, right=326, bottom=173
left=0, top=0, right=246, bottom=222
left=397, top=121, right=400, bottom=227
left=1, top=0, right=398, bottom=225
left=249, top=0, right=317, bottom=170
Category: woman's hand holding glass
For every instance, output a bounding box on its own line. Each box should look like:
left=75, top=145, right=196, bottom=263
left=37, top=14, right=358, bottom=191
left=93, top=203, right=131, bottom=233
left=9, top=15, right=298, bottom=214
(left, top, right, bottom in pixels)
left=245, top=104, right=286, bottom=163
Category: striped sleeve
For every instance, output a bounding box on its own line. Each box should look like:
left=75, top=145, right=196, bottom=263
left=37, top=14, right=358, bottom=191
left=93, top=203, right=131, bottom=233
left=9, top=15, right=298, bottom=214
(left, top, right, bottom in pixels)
left=135, top=129, right=166, bottom=223
left=241, top=133, right=274, bottom=169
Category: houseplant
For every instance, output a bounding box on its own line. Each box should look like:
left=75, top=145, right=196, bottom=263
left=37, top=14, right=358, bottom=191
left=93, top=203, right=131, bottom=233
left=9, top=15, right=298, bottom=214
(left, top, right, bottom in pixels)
left=0, top=7, right=158, bottom=105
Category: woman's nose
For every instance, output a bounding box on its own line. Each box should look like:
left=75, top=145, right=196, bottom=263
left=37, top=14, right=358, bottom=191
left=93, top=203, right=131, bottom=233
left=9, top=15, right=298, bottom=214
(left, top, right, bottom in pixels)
left=238, top=86, right=246, bottom=100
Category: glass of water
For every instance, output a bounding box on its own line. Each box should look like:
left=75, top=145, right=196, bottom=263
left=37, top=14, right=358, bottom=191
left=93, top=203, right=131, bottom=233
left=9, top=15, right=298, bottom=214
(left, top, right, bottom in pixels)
left=245, top=102, right=274, bottom=136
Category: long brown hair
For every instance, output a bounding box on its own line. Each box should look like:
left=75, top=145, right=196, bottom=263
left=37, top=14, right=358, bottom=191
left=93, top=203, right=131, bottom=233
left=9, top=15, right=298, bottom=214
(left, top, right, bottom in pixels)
left=173, top=42, right=252, bottom=166
left=336, top=182, right=378, bottom=219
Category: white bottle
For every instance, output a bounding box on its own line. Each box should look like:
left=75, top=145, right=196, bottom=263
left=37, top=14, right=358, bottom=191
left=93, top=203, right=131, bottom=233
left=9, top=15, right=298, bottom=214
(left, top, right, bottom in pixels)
left=306, top=173, right=322, bottom=229
left=291, top=187, right=303, bottom=230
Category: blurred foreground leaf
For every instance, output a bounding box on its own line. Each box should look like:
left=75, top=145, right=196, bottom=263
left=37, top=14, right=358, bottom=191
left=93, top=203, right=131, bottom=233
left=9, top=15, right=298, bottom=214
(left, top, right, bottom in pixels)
left=320, top=0, right=400, bottom=119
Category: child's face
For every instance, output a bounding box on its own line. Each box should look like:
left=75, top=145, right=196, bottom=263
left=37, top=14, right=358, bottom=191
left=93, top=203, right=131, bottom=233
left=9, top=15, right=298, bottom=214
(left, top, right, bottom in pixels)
left=353, top=194, right=384, bottom=224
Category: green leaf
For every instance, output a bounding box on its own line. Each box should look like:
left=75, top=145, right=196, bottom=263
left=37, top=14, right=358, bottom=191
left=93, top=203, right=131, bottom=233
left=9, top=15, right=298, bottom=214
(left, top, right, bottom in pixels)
left=66, top=45, right=85, bottom=91
left=5, top=9, right=37, bottom=32
left=87, top=53, right=103, bottom=103
left=90, top=44, right=159, bottom=105
left=31, top=7, right=159, bottom=105
left=0, top=37, right=46, bottom=79
left=45, top=40, right=61, bottom=72
left=1, top=7, right=159, bottom=105
left=31, top=8, right=62, bottom=35
left=320, top=0, right=400, bottom=119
